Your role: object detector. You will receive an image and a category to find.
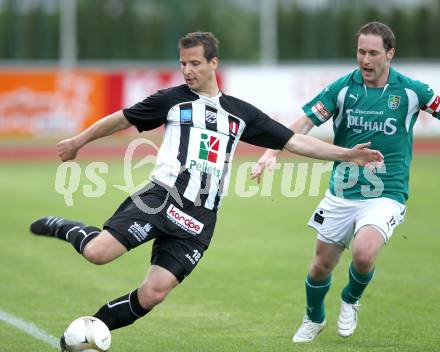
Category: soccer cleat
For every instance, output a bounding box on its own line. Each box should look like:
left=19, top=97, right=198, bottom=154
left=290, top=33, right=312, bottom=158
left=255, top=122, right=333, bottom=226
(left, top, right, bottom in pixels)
left=337, top=299, right=361, bottom=337
left=292, top=316, right=326, bottom=343
left=59, top=335, right=67, bottom=352
left=30, top=216, right=84, bottom=238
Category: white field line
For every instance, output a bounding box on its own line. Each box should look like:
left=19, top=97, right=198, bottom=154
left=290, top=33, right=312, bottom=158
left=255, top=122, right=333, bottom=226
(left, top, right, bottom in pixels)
left=0, top=309, right=59, bottom=349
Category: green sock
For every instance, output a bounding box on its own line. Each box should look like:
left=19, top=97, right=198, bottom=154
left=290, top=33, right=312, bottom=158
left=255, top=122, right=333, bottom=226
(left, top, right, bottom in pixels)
left=305, top=274, right=331, bottom=323
left=341, top=262, right=375, bottom=304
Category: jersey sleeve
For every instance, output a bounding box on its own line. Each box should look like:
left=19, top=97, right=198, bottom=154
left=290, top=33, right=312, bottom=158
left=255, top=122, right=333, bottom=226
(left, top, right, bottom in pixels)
left=302, top=78, right=344, bottom=126
left=240, top=105, right=294, bottom=150
left=122, top=90, right=170, bottom=132
left=419, top=83, right=440, bottom=119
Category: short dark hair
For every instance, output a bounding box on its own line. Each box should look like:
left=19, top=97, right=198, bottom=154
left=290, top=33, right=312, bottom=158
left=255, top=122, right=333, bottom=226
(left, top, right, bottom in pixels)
left=356, top=22, right=395, bottom=51
left=178, top=32, right=219, bottom=61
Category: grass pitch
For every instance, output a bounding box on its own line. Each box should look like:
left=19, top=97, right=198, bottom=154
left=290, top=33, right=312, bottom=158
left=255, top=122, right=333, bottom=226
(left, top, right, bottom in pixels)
left=0, top=155, right=439, bottom=352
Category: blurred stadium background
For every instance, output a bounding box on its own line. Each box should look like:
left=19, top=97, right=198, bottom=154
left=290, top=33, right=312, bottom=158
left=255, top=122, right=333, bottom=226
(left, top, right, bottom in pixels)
left=1, top=0, right=440, bottom=142
left=1, top=1, right=439, bottom=351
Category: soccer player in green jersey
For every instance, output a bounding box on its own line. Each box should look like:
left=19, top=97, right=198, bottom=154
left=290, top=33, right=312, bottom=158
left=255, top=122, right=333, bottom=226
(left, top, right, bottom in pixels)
left=252, top=22, right=440, bottom=342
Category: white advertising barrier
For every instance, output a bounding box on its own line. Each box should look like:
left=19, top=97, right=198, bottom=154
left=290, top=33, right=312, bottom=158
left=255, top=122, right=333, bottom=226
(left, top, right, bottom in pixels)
left=223, top=64, right=440, bottom=138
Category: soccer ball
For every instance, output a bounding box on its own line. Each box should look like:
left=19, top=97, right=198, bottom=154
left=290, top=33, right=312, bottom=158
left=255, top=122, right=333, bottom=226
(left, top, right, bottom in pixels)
left=62, top=316, right=111, bottom=352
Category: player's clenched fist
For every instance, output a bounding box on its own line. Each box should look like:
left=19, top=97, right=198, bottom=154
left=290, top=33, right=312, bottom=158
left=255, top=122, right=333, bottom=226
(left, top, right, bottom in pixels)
left=57, top=138, right=79, bottom=161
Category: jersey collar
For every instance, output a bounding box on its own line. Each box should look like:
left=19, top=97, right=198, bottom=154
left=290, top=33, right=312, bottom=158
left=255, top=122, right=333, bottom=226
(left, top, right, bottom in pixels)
left=192, top=90, right=223, bottom=106
left=190, top=89, right=222, bottom=99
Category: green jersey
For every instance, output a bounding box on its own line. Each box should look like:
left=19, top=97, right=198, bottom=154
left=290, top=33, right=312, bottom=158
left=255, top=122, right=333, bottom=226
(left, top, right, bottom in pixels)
left=303, top=67, right=439, bottom=204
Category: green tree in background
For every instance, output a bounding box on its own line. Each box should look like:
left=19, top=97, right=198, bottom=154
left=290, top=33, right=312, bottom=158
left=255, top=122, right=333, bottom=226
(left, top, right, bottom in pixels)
left=0, top=0, right=439, bottom=62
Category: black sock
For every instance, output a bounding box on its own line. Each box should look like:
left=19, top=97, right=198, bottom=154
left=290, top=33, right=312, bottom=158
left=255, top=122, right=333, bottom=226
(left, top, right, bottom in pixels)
left=94, top=289, right=150, bottom=330
left=56, top=223, right=101, bottom=254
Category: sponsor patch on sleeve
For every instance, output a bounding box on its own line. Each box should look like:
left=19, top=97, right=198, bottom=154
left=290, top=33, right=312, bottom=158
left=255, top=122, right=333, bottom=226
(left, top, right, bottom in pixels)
left=180, top=109, right=193, bottom=124
left=311, top=101, right=332, bottom=122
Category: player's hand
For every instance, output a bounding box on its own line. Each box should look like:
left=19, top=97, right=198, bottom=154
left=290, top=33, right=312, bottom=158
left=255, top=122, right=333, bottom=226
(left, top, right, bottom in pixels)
left=250, top=151, right=278, bottom=184
left=57, top=138, right=80, bottom=161
left=348, top=142, right=384, bottom=167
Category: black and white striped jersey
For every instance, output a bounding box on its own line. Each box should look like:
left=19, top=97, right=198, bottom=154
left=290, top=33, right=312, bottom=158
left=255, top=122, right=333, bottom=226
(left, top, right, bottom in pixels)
left=123, top=84, right=293, bottom=212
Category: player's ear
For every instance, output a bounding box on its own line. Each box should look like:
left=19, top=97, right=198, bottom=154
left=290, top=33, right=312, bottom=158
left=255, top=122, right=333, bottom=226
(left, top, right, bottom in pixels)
left=386, top=48, right=395, bottom=62
left=210, top=57, right=218, bottom=69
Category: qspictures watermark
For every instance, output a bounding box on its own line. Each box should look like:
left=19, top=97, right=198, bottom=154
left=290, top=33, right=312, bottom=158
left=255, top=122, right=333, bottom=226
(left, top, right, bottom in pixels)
left=54, top=138, right=159, bottom=206
left=54, top=137, right=385, bottom=207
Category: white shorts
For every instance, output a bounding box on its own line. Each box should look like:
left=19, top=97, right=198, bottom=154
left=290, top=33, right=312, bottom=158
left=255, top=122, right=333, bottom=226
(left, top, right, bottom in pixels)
left=308, top=191, right=406, bottom=248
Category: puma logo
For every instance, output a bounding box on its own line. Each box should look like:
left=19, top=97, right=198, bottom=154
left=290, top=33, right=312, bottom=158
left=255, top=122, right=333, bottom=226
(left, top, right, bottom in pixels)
left=349, top=94, right=359, bottom=102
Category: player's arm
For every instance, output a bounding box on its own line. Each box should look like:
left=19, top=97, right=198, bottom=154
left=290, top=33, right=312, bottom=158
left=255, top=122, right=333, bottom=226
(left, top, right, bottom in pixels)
left=284, top=133, right=383, bottom=166
left=251, top=115, right=314, bottom=182
left=57, top=110, right=132, bottom=161
left=284, top=134, right=383, bottom=166
left=290, top=114, right=316, bottom=134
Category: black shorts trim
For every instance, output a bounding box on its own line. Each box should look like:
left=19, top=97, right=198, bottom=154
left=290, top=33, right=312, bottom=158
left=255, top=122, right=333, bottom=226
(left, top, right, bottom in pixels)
left=150, top=236, right=207, bottom=282
left=104, top=226, right=131, bottom=251
left=151, top=251, right=188, bottom=283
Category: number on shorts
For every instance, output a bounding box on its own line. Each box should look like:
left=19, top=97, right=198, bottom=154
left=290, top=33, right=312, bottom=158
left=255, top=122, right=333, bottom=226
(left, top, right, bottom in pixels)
left=192, top=250, right=201, bottom=262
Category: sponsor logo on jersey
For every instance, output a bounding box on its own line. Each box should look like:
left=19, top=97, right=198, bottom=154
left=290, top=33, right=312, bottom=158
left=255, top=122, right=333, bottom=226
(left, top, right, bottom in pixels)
left=166, top=204, right=204, bottom=235
left=346, top=109, right=397, bottom=135
left=190, top=133, right=222, bottom=176
left=128, top=222, right=152, bottom=242
left=312, top=100, right=332, bottom=121
left=205, top=109, right=217, bottom=123
left=188, top=159, right=221, bottom=177
left=186, top=128, right=227, bottom=178
left=180, top=109, right=193, bottom=124
left=229, top=116, right=240, bottom=136
left=199, top=133, right=219, bottom=163
left=388, top=95, right=401, bottom=110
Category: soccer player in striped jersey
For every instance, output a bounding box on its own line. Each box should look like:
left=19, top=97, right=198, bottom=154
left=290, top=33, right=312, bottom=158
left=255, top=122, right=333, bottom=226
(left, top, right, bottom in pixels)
left=29, top=32, right=382, bottom=349
left=252, top=22, right=440, bottom=342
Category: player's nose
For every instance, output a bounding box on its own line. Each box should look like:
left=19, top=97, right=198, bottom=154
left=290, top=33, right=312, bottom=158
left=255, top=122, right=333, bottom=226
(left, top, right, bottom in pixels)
left=362, top=54, right=372, bottom=66
left=183, top=64, right=192, bottom=75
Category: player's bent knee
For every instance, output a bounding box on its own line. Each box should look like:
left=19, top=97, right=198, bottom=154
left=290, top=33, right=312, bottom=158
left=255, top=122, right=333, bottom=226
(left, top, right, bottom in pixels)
left=137, top=286, right=170, bottom=308
left=82, top=246, right=110, bottom=265
left=310, top=261, right=333, bottom=279
left=82, top=230, right=127, bottom=265
left=82, top=235, right=113, bottom=265
left=352, top=254, right=375, bottom=273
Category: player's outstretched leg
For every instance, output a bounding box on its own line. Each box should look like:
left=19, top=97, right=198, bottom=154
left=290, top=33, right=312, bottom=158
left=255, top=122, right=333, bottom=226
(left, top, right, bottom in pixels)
left=93, top=265, right=178, bottom=330
left=93, top=288, right=151, bottom=330
left=30, top=216, right=101, bottom=254
left=59, top=289, right=151, bottom=350
left=30, top=216, right=84, bottom=237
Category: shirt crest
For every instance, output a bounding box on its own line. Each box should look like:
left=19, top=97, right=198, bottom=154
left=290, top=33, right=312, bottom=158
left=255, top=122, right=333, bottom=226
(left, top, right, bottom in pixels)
left=388, top=95, right=401, bottom=110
